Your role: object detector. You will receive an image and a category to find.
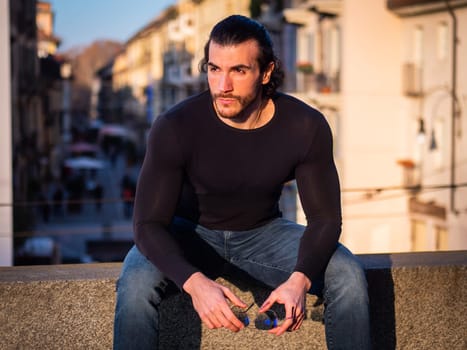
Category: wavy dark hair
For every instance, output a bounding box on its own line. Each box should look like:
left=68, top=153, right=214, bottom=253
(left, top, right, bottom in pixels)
left=199, top=15, right=284, bottom=98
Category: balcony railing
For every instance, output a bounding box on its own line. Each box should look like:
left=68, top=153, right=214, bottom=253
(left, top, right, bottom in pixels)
left=296, top=72, right=340, bottom=94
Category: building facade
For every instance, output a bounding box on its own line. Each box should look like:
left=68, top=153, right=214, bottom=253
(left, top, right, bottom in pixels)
left=95, top=0, right=466, bottom=254
left=283, top=0, right=466, bottom=253
left=8, top=0, right=69, bottom=261
left=36, top=1, right=60, bottom=58
left=388, top=0, right=467, bottom=252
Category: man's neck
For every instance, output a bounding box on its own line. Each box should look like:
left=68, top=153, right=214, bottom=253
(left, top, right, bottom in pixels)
left=218, top=98, right=275, bottom=130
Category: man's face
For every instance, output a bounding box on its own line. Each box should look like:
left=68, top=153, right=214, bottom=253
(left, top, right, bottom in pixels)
left=207, top=39, right=271, bottom=119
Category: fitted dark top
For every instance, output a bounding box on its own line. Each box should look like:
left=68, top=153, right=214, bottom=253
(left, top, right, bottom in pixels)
left=134, top=90, right=342, bottom=288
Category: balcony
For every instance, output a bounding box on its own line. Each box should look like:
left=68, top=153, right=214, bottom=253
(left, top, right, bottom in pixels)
left=296, top=72, right=339, bottom=94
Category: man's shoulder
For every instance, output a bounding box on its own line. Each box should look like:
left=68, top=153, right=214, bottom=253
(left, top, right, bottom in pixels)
left=275, top=92, right=321, bottom=113
left=163, top=90, right=211, bottom=119
left=274, top=92, right=325, bottom=123
left=150, top=90, right=210, bottom=140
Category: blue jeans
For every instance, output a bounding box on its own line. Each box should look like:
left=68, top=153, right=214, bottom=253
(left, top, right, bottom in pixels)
left=113, top=217, right=371, bottom=349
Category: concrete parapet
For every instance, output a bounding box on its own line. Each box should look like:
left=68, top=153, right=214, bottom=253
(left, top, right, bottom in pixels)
left=0, top=251, right=465, bottom=349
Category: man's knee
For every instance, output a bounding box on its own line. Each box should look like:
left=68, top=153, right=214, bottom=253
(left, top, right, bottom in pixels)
left=324, top=245, right=368, bottom=297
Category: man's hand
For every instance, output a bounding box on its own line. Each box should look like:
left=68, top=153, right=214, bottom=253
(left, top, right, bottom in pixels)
left=258, top=272, right=311, bottom=336
left=183, top=272, right=247, bottom=332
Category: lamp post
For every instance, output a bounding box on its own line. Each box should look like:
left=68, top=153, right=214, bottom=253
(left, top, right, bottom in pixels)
left=60, top=61, right=72, bottom=144
left=416, top=118, right=426, bottom=145
left=445, top=0, right=459, bottom=215
left=416, top=85, right=461, bottom=211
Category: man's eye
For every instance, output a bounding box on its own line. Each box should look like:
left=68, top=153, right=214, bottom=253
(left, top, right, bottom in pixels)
left=234, top=68, right=245, bottom=74
left=209, top=66, right=219, bottom=72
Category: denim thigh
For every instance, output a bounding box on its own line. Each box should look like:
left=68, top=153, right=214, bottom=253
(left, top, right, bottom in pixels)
left=189, top=218, right=318, bottom=293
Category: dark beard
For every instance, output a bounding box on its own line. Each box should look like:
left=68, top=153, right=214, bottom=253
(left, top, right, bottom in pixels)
left=211, top=82, right=263, bottom=120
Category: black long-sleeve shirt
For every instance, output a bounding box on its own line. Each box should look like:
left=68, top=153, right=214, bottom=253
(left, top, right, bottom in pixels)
left=134, top=91, right=342, bottom=288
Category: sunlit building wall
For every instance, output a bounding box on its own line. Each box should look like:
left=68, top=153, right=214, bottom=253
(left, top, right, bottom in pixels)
left=125, top=30, right=153, bottom=117
left=36, top=1, right=60, bottom=57
left=284, top=1, right=343, bottom=226
left=162, top=1, right=198, bottom=109
left=112, top=51, right=128, bottom=91
left=107, top=0, right=251, bottom=122
left=192, top=0, right=251, bottom=65
left=393, top=1, right=467, bottom=253
left=111, top=7, right=174, bottom=121
left=124, top=21, right=160, bottom=118
left=287, top=0, right=466, bottom=254
left=147, top=20, right=169, bottom=118
left=160, top=0, right=251, bottom=111
left=337, top=0, right=409, bottom=254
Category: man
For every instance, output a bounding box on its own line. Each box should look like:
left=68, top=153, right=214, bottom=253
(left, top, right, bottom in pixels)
left=114, top=15, right=371, bottom=350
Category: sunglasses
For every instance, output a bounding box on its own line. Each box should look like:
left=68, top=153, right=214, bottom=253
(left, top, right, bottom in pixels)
left=231, top=303, right=278, bottom=330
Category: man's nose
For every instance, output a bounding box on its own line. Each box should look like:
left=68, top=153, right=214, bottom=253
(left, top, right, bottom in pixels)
left=218, top=73, right=233, bottom=92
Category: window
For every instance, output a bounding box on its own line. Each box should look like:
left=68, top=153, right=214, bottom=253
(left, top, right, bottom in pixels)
left=307, top=32, right=315, bottom=64
left=328, top=26, right=340, bottom=76
left=411, top=218, right=448, bottom=251
left=437, top=22, right=448, bottom=61
left=413, top=26, right=423, bottom=66
left=411, top=219, right=427, bottom=251
left=297, top=30, right=314, bottom=65
left=436, top=226, right=448, bottom=250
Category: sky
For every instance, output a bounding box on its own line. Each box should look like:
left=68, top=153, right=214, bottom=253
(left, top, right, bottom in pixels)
left=48, top=0, right=177, bottom=51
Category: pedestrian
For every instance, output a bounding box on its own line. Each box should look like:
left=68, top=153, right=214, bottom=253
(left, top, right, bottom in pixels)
left=113, top=15, right=370, bottom=350
left=120, top=174, right=135, bottom=219
left=94, top=182, right=103, bottom=212
left=52, top=183, right=64, bottom=217
left=37, top=189, right=50, bottom=223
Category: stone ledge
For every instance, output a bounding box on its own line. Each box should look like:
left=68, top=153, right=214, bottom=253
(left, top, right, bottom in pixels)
left=0, top=251, right=466, bottom=350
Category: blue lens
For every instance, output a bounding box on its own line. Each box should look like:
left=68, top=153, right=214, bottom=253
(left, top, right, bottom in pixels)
left=255, top=311, right=278, bottom=330
left=232, top=310, right=250, bottom=326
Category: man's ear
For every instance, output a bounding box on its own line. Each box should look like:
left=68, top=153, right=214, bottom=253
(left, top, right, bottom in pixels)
left=262, top=62, right=274, bottom=84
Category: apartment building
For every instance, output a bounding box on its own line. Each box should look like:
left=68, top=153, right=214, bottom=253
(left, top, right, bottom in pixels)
left=284, top=0, right=466, bottom=254
left=36, top=1, right=61, bottom=57
left=388, top=0, right=467, bottom=252
left=111, top=8, right=173, bottom=122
